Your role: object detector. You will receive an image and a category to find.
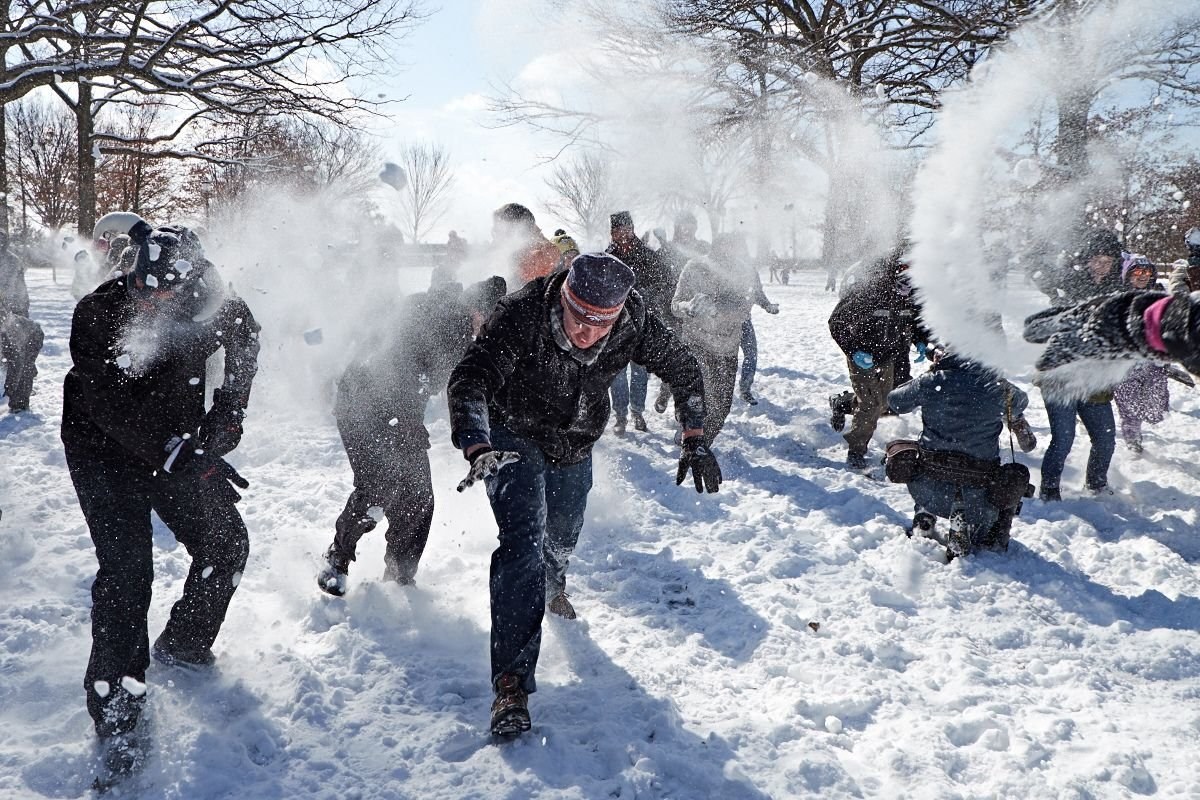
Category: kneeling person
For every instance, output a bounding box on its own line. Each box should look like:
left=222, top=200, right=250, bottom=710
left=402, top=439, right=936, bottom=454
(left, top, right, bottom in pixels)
left=887, top=346, right=1029, bottom=558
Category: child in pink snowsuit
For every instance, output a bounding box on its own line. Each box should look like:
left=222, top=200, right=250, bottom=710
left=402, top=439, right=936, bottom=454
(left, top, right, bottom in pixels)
left=1112, top=255, right=1170, bottom=455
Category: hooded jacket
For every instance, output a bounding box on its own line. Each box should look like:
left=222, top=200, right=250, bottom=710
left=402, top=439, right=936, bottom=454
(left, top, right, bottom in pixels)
left=671, top=255, right=762, bottom=356
left=61, top=271, right=260, bottom=468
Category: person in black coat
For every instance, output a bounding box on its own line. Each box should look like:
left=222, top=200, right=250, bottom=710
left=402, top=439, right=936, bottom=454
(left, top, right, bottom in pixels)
left=316, top=276, right=508, bottom=596
left=827, top=249, right=922, bottom=468
left=447, top=252, right=720, bottom=737
left=61, top=219, right=260, bottom=777
left=606, top=210, right=676, bottom=433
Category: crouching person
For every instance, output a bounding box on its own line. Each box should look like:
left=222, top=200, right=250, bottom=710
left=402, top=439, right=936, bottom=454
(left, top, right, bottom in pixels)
left=886, top=345, right=1031, bottom=559
left=61, top=217, right=259, bottom=784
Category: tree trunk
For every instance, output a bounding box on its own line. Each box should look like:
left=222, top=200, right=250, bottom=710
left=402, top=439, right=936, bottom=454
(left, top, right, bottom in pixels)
left=77, top=80, right=96, bottom=238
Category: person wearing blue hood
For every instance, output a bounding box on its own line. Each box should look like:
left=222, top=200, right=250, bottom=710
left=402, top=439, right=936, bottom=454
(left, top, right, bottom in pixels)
left=887, top=344, right=1032, bottom=559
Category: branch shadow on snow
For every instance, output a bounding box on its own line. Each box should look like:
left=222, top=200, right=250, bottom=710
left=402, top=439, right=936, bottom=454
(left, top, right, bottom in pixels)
left=978, top=544, right=1200, bottom=632
left=492, top=619, right=772, bottom=800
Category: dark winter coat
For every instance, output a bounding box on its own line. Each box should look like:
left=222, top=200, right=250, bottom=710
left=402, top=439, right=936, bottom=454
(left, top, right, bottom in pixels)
left=607, top=238, right=676, bottom=323
left=1035, top=259, right=1124, bottom=306
left=448, top=272, right=705, bottom=465
left=828, top=270, right=921, bottom=361
left=61, top=275, right=260, bottom=468
left=337, top=282, right=476, bottom=449
left=888, top=354, right=1028, bottom=463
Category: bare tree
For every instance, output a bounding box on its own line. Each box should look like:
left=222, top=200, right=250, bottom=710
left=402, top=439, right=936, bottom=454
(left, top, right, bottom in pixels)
left=544, top=152, right=615, bottom=243
left=5, top=98, right=79, bottom=231
left=1, top=0, right=425, bottom=234
left=394, top=141, right=454, bottom=244
left=96, top=104, right=191, bottom=221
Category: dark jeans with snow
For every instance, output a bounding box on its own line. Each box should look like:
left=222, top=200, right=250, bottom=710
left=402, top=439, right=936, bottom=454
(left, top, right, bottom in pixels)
left=738, top=319, right=757, bottom=395
left=1040, top=396, right=1116, bottom=492
left=609, top=363, right=648, bottom=417
left=483, top=423, right=591, bottom=693
left=332, top=404, right=433, bottom=583
left=65, top=441, right=248, bottom=737
left=908, top=473, right=998, bottom=549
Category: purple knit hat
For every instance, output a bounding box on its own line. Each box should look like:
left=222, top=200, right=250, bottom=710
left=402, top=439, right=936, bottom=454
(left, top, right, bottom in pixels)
left=563, top=252, right=635, bottom=324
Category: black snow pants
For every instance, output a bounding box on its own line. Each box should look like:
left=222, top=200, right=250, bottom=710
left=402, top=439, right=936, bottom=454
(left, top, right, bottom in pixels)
left=332, top=403, right=434, bottom=584
left=65, top=441, right=249, bottom=737
left=1, top=312, right=43, bottom=411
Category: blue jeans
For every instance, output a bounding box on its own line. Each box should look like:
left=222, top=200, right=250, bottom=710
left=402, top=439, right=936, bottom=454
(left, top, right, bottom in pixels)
left=738, top=319, right=757, bottom=393
left=1041, top=397, right=1116, bottom=492
left=909, top=473, right=997, bottom=549
left=609, top=363, right=648, bottom=417
left=484, top=424, right=592, bottom=694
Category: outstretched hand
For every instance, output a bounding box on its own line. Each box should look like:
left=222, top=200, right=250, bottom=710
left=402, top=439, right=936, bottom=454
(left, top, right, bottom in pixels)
left=456, top=448, right=521, bottom=492
left=676, top=436, right=721, bottom=493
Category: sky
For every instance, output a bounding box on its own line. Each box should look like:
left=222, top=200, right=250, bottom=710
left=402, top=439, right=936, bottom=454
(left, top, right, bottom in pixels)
left=370, top=0, right=571, bottom=245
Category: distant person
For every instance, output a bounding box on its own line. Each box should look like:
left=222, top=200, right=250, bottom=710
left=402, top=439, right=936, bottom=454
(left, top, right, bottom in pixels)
left=652, top=211, right=709, bottom=413
left=492, top=203, right=559, bottom=287
left=447, top=252, right=718, bottom=737
left=317, top=277, right=507, bottom=596
left=1167, top=227, right=1200, bottom=294
left=1035, top=230, right=1123, bottom=501
left=671, top=233, right=777, bottom=442
left=431, top=230, right=469, bottom=288
left=607, top=210, right=676, bottom=433
left=550, top=229, right=579, bottom=274
left=0, top=230, right=31, bottom=317
left=61, top=219, right=260, bottom=786
left=0, top=230, right=42, bottom=413
left=735, top=259, right=778, bottom=406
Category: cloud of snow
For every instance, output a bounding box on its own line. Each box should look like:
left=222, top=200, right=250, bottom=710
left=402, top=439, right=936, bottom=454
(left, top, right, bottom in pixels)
left=909, top=0, right=1200, bottom=377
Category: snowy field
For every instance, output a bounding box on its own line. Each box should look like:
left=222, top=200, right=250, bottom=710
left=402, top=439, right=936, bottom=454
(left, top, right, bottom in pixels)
left=2, top=266, right=1199, bottom=799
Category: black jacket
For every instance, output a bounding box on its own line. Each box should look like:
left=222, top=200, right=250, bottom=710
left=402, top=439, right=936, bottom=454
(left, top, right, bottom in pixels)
left=448, top=272, right=704, bottom=464
left=337, top=283, right=475, bottom=447
left=828, top=271, right=921, bottom=360
left=607, top=238, right=676, bottom=322
left=61, top=276, right=260, bottom=468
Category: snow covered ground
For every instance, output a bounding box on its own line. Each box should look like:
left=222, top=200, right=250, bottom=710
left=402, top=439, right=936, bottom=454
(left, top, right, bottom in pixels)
left=2, top=267, right=1199, bottom=799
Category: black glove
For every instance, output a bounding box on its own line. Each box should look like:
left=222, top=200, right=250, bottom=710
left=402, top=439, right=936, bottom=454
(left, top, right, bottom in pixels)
left=456, top=446, right=521, bottom=492
left=196, top=458, right=250, bottom=502
left=196, top=403, right=244, bottom=459
left=676, top=435, right=722, bottom=494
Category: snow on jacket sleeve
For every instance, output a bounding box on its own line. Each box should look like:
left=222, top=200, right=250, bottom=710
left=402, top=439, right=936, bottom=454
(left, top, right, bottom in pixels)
left=66, top=294, right=182, bottom=465
left=1004, top=381, right=1030, bottom=419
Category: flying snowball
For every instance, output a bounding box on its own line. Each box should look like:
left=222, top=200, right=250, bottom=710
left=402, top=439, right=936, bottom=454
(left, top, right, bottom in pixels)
left=380, top=162, right=408, bottom=192
left=1013, top=159, right=1043, bottom=188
